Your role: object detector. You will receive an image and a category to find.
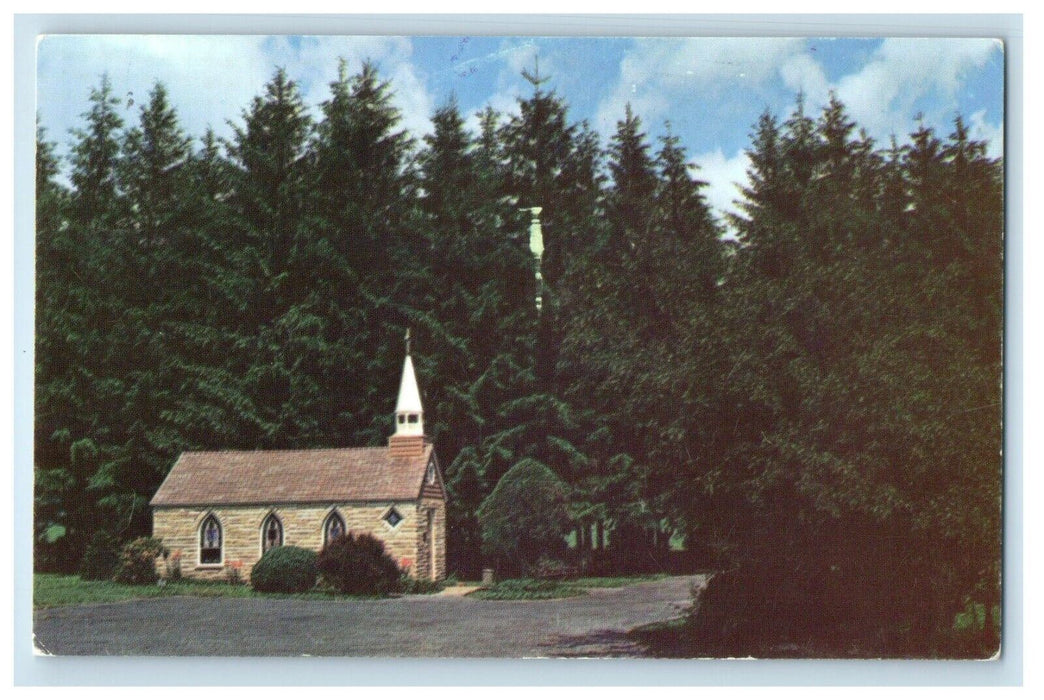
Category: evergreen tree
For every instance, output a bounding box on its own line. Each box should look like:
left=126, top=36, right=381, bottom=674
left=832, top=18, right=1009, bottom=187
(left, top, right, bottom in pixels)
left=311, top=60, right=424, bottom=448
left=493, top=64, right=604, bottom=465
left=34, top=121, right=79, bottom=571
left=68, top=73, right=124, bottom=229
left=35, top=74, right=134, bottom=571
left=692, top=96, right=1003, bottom=656
left=32, top=62, right=1002, bottom=644
left=416, top=99, right=534, bottom=576
left=561, top=108, right=726, bottom=565
left=222, top=68, right=327, bottom=448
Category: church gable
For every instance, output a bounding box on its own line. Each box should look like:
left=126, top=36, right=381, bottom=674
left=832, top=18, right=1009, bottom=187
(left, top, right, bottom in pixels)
left=420, top=453, right=446, bottom=501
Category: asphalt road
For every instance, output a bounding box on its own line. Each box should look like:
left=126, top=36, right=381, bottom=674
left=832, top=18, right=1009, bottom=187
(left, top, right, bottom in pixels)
left=33, top=575, right=704, bottom=657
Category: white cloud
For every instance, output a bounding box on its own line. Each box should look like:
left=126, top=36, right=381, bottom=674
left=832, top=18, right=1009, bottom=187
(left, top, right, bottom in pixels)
left=500, top=38, right=547, bottom=81
left=691, top=147, right=751, bottom=227
left=969, top=109, right=1004, bottom=160
left=595, top=37, right=807, bottom=140
left=37, top=35, right=272, bottom=147
left=459, top=39, right=542, bottom=136
left=778, top=52, right=830, bottom=109
left=36, top=35, right=436, bottom=161
left=835, top=38, right=999, bottom=142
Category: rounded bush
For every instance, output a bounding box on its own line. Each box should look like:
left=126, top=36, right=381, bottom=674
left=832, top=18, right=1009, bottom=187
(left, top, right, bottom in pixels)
left=317, top=533, right=402, bottom=595
left=250, top=546, right=318, bottom=593
left=113, top=536, right=168, bottom=585
left=79, top=530, right=120, bottom=581
left=477, top=458, right=570, bottom=577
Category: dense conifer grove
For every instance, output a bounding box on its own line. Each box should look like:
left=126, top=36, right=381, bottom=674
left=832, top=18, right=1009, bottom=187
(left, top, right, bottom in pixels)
left=35, top=61, right=1002, bottom=656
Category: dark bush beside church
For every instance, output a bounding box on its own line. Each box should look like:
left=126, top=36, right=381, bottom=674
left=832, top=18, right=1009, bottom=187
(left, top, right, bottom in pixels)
left=78, top=530, right=120, bottom=581
left=317, top=533, right=402, bottom=595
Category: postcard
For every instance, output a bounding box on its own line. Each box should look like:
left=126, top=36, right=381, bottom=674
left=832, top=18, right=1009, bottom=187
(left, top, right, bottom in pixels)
left=31, top=33, right=1004, bottom=661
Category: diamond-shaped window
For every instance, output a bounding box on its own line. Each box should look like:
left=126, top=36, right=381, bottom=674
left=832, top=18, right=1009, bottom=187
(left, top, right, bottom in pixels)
left=383, top=507, right=404, bottom=528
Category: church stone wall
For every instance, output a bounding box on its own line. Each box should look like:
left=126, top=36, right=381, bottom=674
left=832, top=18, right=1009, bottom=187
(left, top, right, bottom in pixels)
left=414, top=497, right=447, bottom=581
left=153, top=500, right=441, bottom=583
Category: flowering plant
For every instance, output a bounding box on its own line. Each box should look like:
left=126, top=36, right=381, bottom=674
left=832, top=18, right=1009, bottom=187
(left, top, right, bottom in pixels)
left=225, top=559, right=243, bottom=585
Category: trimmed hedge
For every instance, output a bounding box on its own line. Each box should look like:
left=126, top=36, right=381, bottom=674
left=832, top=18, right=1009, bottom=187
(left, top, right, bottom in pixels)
left=250, top=546, right=318, bottom=593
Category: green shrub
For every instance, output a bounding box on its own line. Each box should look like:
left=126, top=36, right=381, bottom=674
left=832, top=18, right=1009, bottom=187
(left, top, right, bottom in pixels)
left=317, top=533, right=402, bottom=595
left=78, top=530, right=120, bottom=581
left=400, top=575, right=444, bottom=595
left=165, top=551, right=183, bottom=582
left=531, top=556, right=577, bottom=580
left=113, top=537, right=168, bottom=585
left=250, top=546, right=317, bottom=593
left=477, top=459, right=571, bottom=577
left=470, top=578, right=585, bottom=600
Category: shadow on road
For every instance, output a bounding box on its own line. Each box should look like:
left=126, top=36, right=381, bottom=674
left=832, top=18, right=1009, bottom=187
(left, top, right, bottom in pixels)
left=537, top=628, right=651, bottom=658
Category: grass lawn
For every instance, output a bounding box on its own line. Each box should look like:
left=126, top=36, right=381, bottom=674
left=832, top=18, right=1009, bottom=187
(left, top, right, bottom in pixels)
left=34, top=574, right=397, bottom=609
left=571, top=574, right=670, bottom=588
left=35, top=572, right=667, bottom=607
left=466, top=574, right=670, bottom=600
left=467, top=578, right=586, bottom=600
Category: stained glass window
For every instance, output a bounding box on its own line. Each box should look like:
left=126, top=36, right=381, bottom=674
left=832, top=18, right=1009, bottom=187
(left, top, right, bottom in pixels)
left=324, top=511, right=346, bottom=544
left=200, top=514, right=222, bottom=564
left=261, top=513, right=283, bottom=553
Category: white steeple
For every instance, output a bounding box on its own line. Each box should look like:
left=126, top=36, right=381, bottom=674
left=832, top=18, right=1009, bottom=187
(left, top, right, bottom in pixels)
left=394, top=348, right=424, bottom=437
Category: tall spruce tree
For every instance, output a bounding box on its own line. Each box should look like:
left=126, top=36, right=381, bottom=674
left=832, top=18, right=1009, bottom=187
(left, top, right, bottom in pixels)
left=490, top=66, right=604, bottom=502
left=34, top=121, right=79, bottom=571
left=560, top=108, right=727, bottom=566
left=35, top=74, right=136, bottom=571
left=691, top=95, right=1003, bottom=656
left=223, top=68, right=327, bottom=448
left=416, top=99, right=539, bottom=576
left=313, top=59, right=424, bottom=447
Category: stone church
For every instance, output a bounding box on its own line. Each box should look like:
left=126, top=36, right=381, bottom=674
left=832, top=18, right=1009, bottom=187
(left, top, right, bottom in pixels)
left=150, top=351, right=446, bottom=582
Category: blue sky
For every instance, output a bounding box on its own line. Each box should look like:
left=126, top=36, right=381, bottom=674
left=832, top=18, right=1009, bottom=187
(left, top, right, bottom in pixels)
left=36, top=35, right=1004, bottom=223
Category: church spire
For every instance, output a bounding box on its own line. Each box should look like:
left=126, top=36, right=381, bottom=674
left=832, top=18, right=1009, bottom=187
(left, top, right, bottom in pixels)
left=394, top=353, right=424, bottom=435
left=389, top=331, right=426, bottom=456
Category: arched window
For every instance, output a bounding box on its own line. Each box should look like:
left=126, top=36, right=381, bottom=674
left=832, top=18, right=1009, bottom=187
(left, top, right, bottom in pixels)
left=199, top=514, right=223, bottom=565
left=323, top=511, right=346, bottom=545
left=261, top=513, right=283, bottom=554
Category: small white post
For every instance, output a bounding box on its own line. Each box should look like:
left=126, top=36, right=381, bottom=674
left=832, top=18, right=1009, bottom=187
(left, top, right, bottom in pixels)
left=521, top=207, right=544, bottom=311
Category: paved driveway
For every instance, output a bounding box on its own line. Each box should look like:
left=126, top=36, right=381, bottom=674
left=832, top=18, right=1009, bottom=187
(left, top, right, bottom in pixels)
left=33, top=575, right=704, bottom=657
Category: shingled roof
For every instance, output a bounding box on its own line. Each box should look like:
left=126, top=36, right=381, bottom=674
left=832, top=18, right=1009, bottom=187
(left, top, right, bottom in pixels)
left=150, top=444, right=434, bottom=507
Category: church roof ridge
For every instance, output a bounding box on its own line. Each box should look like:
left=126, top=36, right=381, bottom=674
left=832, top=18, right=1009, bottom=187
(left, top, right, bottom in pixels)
left=151, top=442, right=434, bottom=507
left=181, top=445, right=391, bottom=456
